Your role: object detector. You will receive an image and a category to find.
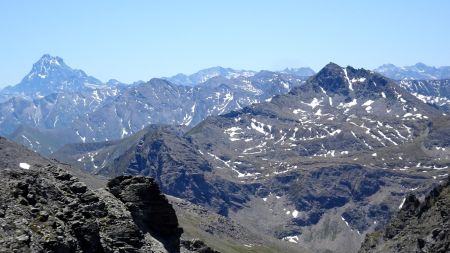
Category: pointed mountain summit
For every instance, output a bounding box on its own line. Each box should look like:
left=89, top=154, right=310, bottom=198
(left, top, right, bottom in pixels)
left=0, top=54, right=102, bottom=100
left=297, top=63, right=388, bottom=97
left=28, top=54, right=69, bottom=77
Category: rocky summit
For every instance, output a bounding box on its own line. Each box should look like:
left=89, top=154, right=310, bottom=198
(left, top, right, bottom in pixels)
left=0, top=136, right=213, bottom=253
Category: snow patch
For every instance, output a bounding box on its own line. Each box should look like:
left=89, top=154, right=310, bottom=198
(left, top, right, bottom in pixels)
left=399, top=197, right=406, bottom=209
left=343, top=68, right=353, bottom=91
left=19, top=162, right=31, bottom=170
left=283, top=235, right=299, bottom=244
left=362, top=100, right=374, bottom=106
left=304, top=98, right=321, bottom=109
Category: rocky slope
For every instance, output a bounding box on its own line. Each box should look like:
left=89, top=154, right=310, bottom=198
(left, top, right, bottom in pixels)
left=54, top=63, right=450, bottom=253
left=399, top=79, right=450, bottom=112
left=53, top=125, right=252, bottom=216
left=0, top=87, right=121, bottom=154
left=359, top=177, right=450, bottom=253
left=0, top=136, right=211, bottom=253
left=170, top=196, right=309, bottom=253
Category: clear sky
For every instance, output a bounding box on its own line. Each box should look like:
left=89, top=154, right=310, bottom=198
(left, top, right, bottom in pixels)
left=0, top=0, right=449, bottom=87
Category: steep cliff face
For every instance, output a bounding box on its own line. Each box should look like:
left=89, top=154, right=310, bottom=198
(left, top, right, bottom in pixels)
left=359, top=178, right=450, bottom=253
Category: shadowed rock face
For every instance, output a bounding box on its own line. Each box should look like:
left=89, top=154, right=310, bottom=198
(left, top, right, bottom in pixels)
left=359, top=178, right=450, bottom=253
left=107, top=176, right=183, bottom=253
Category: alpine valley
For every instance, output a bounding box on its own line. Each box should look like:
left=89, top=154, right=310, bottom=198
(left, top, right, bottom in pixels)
left=1, top=55, right=450, bottom=253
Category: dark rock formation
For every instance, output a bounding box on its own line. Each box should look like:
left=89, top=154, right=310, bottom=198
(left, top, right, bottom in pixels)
left=107, top=176, right=183, bottom=253
left=359, top=178, right=450, bottom=253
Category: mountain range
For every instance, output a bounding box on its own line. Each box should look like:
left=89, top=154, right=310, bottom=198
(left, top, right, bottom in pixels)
left=1, top=55, right=450, bottom=157
left=162, top=66, right=316, bottom=87
left=0, top=54, right=449, bottom=252
left=374, top=63, right=450, bottom=80
left=0, top=55, right=309, bottom=154
left=52, top=63, right=450, bottom=253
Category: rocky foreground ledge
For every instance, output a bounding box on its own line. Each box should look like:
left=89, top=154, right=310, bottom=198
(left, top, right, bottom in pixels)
left=359, top=177, right=450, bottom=253
left=0, top=160, right=215, bottom=252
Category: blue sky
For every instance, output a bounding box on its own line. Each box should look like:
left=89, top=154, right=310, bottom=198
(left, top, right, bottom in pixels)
left=0, top=0, right=449, bottom=87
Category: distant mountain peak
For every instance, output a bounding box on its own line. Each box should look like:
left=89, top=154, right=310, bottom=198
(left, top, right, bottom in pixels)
left=302, top=63, right=389, bottom=97
left=26, top=54, right=72, bottom=80
left=0, top=54, right=103, bottom=100
left=308, top=63, right=353, bottom=94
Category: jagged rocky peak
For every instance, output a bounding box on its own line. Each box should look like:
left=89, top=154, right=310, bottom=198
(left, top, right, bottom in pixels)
left=33, top=54, right=65, bottom=67
left=26, top=54, right=72, bottom=80
left=0, top=53, right=103, bottom=100
left=292, top=62, right=391, bottom=100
